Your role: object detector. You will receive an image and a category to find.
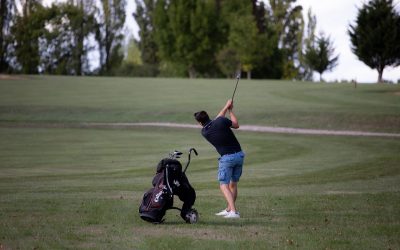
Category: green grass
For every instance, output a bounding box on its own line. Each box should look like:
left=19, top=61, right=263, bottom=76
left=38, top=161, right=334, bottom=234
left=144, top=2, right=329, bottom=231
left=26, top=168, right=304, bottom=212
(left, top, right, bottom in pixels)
left=1, top=127, right=399, bottom=249
left=0, top=75, right=399, bottom=132
left=0, top=76, right=399, bottom=249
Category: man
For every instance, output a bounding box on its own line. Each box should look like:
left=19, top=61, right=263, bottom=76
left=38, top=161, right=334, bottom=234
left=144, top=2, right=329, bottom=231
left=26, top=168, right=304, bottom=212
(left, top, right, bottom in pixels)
left=194, top=99, right=245, bottom=219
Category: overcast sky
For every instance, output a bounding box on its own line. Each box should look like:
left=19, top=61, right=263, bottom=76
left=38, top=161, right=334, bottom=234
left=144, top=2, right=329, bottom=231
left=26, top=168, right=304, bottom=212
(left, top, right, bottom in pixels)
left=296, top=0, right=399, bottom=83
left=44, top=0, right=400, bottom=83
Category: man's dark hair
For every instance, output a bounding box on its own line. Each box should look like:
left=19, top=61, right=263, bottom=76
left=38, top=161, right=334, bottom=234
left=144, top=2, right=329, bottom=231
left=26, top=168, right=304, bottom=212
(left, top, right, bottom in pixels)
left=194, top=111, right=210, bottom=125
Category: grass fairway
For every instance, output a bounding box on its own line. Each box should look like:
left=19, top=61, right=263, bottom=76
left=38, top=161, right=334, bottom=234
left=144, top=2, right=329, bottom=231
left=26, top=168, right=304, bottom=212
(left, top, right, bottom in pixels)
left=0, top=76, right=399, bottom=249
left=0, top=75, right=399, bottom=132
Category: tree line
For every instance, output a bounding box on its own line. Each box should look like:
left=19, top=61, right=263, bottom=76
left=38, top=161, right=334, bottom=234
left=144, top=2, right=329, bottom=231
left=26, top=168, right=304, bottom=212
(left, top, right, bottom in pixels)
left=0, top=0, right=399, bottom=82
left=0, top=0, right=126, bottom=75
left=126, top=0, right=340, bottom=80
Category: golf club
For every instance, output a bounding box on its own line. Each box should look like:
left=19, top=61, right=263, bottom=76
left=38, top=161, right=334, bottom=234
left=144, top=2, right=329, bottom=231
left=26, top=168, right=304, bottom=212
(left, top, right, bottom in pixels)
left=169, top=150, right=182, bottom=159
left=231, top=72, right=241, bottom=102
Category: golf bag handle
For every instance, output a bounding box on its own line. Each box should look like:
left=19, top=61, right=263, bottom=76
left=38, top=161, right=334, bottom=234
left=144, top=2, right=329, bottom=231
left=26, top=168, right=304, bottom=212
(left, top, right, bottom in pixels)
left=183, top=148, right=198, bottom=173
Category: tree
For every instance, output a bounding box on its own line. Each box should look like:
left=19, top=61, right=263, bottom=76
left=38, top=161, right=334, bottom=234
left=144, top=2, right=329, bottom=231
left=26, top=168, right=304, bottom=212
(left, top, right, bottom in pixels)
left=227, top=13, right=266, bottom=79
left=153, top=0, right=224, bottom=78
left=299, top=8, right=317, bottom=81
left=12, top=0, right=47, bottom=74
left=134, top=0, right=158, bottom=65
left=125, top=37, right=143, bottom=65
left=221, top=0, right=270, bottom=79
left=38, top=2, right=95, bottom=75
left=67, top=0, right=97, bottom=75
left=0, top=0, right=17, bottom=72
left=250, top=1, right=283, bottom=79
left=348, top=0, right=400, bottom=83
left=95, top=0, right=126, bottom=75
left=304, top=33, right=339, bottom=81
left=216, top=47, right=240, bottom=78
left=269, top=0, right=304, bottom=79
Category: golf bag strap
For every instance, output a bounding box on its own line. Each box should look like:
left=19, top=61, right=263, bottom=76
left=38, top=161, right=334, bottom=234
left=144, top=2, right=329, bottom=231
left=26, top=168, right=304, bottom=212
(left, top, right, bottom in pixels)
left=165, top=166, right=173, bottom=195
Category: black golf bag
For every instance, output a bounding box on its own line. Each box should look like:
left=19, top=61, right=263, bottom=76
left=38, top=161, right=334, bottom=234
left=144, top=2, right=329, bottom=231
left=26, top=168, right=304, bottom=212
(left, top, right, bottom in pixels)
left=139, top=148, right=198, bottom=224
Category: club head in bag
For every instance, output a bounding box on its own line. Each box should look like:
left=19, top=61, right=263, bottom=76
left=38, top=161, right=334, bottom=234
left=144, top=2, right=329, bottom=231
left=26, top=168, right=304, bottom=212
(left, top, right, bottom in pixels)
left=169, top=150, right=182, bottom=159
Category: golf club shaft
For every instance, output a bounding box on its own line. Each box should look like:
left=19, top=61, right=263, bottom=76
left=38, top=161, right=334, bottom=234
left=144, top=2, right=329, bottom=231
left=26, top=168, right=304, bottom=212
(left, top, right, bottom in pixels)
left=231, top=74, right=240, bottom=102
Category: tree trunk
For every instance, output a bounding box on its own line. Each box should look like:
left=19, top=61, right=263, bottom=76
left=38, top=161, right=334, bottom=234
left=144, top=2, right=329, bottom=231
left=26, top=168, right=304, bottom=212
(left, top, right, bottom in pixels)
left=0, top=0, right=6, bottom=72
left=377, top=66, right=384, bottom=84
left=188, top=66, right=196, bottom=78
left=76, top=0, right=84, bottom=75
left=247, top=70, right=251, bottom=80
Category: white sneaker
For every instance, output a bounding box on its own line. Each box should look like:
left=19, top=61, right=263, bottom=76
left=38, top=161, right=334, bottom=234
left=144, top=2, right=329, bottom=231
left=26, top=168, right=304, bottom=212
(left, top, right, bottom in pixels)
left=215, top=209, right=230, bottom=216
left=224, top=211, right=240, bottom=219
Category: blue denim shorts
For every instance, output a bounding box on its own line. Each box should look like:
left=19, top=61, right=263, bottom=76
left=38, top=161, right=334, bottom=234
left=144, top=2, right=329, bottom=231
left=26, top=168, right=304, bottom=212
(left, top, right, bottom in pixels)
left=218, top=151, right=245, bottom=184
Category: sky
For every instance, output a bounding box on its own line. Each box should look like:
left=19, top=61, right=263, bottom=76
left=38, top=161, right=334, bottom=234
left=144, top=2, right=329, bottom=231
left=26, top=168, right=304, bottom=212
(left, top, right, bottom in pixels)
left=296, top=0, right=399, bottom=83
left=44, top=0, right=400, bottom=83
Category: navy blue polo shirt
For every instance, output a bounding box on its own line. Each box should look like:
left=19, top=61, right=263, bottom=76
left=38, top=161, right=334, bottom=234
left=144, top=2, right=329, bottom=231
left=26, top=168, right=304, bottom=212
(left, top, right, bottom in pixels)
left=201, top=116, right=242, bottom=156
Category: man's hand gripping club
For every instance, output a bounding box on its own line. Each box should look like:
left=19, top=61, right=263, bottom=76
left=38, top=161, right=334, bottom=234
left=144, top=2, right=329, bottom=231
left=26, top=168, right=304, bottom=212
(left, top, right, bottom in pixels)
left=217, top=99, right=239, bottom=129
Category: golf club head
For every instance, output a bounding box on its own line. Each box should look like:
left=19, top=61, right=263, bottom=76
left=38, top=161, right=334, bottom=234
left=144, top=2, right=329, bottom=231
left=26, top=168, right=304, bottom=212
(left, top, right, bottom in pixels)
left=169, top=150, right=182, bottom=159
left=236, top=72, right=240, bottom=80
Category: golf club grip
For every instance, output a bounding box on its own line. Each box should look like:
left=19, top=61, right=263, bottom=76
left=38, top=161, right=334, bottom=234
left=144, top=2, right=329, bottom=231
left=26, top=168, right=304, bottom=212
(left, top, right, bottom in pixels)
left=190, top=148, right=198, bottom=156
left=184, top=148, right=198, bottom=173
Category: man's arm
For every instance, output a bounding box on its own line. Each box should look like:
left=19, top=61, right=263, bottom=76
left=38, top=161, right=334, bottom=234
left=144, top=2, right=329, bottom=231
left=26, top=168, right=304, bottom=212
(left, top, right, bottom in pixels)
left=216, top=99, right=239, bottom=129
left=216, top=99, right=232, bottom=118
left=229, top=109, right=239, bottom=129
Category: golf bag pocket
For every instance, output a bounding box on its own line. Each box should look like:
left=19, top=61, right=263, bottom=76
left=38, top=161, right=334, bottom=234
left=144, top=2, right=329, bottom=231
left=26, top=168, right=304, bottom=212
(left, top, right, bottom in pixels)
left=139, top=172, right=172, bottom=223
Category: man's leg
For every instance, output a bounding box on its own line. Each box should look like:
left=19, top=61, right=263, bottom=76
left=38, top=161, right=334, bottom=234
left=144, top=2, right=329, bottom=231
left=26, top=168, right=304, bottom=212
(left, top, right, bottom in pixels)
left=229, top=153, right=244, bottom=208
left=229, top=181, right=238, bottom=202
left=219, top=184, right=236, bottom=213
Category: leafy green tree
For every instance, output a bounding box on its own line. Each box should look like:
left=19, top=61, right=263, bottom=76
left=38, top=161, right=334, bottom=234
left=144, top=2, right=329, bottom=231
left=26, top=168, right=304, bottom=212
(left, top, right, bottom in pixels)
left=12, top=0, right=47, bottom=74
left=348, top=0, right=400, bottom=83
left=125, top=37, right=143, bottom=65
left=300, top=8, right=317, bottom=81
left=95, top=0, right=126, bottom=75
left=228, top=13, right=266, bottom=79
left=11, top=0, right=97, bottom=75
left=153, top=0, right=224, bottom=78
left=304, top=33, right=339, bottom=81
left=66, top=0, right=97, bottom=75
left=216, top=47, right=240, bottom=78
left=38, top=2, right=94, bottom=75
left=0, top=0, right=17, bottom=72
left=134, top=0, right=158, bottom=65
left=269, top=0, right=304, bottom=79
left=116, top=38, right=159, bottom=77
left=221, top=0, right=270, bottom=79
left=251, top=1, right=283, bottom=79
left=39, top=4, right=69, bottom=74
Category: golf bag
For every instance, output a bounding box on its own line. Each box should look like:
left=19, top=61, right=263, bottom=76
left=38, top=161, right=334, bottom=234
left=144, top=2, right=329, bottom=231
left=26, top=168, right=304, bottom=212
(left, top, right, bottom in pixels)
left=139, top=148, right=198, bottom=224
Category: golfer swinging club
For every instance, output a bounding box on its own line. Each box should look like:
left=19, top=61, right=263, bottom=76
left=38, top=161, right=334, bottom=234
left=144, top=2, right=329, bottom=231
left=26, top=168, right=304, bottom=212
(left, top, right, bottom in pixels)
left=194, top=99, right=245, bottom=218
